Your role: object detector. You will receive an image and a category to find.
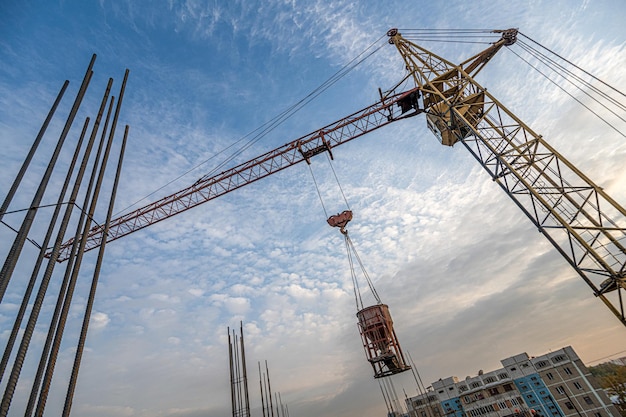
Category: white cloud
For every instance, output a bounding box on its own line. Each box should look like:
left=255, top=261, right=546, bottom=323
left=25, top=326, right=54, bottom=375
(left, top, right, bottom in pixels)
left=187, top=288, right=204, bottom=297
left=90, top=312, right=111, bottom=329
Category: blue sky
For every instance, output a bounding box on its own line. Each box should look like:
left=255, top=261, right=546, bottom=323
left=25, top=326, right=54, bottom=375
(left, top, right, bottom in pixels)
left=1, top=1, right=626, bottom=417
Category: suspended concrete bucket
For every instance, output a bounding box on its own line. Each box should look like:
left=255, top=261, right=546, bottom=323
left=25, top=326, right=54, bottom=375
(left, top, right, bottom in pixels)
left=356, top=304, right=411, bottom=378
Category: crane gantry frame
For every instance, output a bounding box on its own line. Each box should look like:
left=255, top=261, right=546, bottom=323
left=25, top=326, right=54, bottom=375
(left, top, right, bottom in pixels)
left=50, top=28, right=626, bottom=327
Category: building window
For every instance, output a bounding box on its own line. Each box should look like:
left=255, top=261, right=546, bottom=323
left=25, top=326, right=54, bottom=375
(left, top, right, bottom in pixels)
left=511, top=398, right=520, bottom=406
left=498, top=402, right=507, bottom=409
left=546, top=372, right=554, bottom=380
left=553, top=355, right=565, bottom=363
left=583, top=396, right=594, bottom=405
left=564, top=402, right=574, bottom=410
left=564, top=367, right=573, bottom=375
left=489, top=388, right=499, bottom=396
left=484, top=377, right=496, bottom=384
left=459, top=385, right=468, bottom=392
left=556, top=386, right=565, bottom=395
left=536, top=361, right=548, bottom=368
left=498, top=373, right=509, bottom=380
left=573, top=382, right=582, bottom=390
left=595, top=413, right=602, bottom=417
left=503, top=384, right=514, bottom=392
left=471, top=382, right=481, bottom=389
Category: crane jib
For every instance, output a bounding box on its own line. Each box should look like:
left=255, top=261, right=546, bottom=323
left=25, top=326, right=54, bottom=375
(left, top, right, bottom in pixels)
left=48, top=86, right=422, bottom=262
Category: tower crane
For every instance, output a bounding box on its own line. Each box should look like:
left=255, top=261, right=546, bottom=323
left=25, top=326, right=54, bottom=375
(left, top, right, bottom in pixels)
left=51, top=28, right=626, bottom=327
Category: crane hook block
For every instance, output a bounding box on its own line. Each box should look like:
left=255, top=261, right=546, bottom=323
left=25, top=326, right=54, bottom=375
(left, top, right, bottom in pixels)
left=327, top=210, right=353, bottom=233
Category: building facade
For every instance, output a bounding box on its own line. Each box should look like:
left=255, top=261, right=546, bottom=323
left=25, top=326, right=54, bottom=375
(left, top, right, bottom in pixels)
left=406, top=346, right=619, bottom=417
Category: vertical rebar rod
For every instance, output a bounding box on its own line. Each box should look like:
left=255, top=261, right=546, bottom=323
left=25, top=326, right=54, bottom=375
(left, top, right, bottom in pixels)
left=0, top=80, right=69, bottom=222
left=263, top=371, right=270, bottom=417
left=258, top=362, right=266, bottom=417
left=275, top=393, right=281, bottom=417
left=229, top=328, right=236, bottom=417
left=27, top=92, right=114, bottom=417
left=388, top=376, right=403, bottom=414
left=408, top=351, right=436, bottom=417
left=266, top=360, right=275, bottom=417
left=62, top=123, right=128, bottom=417
left=0, top=56, right=96, bottom=417
left=233, top=331, right=242, bottom=416
left=35, top=79, right=123, bottom=415
left=278, top=392, right=285, bottom=417
left=239, top=321, right=250, bottom=417
left=0, top=54, right=96, bottom=304
left=379, top=379, right=392, bottom=414
left=0, top=117, right=90, bottom=383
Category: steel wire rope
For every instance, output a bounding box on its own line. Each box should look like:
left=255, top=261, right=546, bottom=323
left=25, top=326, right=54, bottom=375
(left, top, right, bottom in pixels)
left=587, top=349, right=626, bottom=365
left=113, top=34, right=387, bottom=218
left=519, top=32, right=626, bottom=99
left=516, top=39, right=626, bottom=112
left=307, top=163, right=328, bottom=219
left=196, top=36, right=387, bottom=174
left=505, top=45, right=626, bottom=139
left=398, top=28, right=505, bottom=45
left=325, top=153, right=351, bottom=211
left=515, top=39, right=626, bottom=119
left=398, top=29, right=496, bottom=35
left=398, top=38, right=495, bottom=45
left=306, top=153, right=363, bottom=307
left=344, top=232, right=364, bottom=311
left=0, top=221, right=42, bottom=249
left=308, top=151, right=381, bottom=309
left=344, top=232, right=382, bottom=305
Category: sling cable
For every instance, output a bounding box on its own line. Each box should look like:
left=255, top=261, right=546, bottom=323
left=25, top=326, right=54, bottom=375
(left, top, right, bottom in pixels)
left=309, top=155, right=411, bottom=379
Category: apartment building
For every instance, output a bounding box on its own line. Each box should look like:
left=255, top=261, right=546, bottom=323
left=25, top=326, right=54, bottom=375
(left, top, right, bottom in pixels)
left=406, top=346, right=619, bottom=417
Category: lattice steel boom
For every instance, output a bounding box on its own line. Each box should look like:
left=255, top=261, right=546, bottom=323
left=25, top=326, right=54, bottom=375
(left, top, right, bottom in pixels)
left=388, top=28, right=626, bottom=326
left=53, top=88, right=422, bottom=261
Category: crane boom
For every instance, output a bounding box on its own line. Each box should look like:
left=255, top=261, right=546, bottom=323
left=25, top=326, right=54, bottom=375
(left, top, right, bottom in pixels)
left=53, top=88, right=422, bottom=261
left=388, top=28, right=626, bottom=326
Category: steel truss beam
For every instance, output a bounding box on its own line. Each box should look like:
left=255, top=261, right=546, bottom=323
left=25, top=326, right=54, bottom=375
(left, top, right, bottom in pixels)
left=389, top=29, right=626, bottom=326
left=52, top=88, right=422, bottom=261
